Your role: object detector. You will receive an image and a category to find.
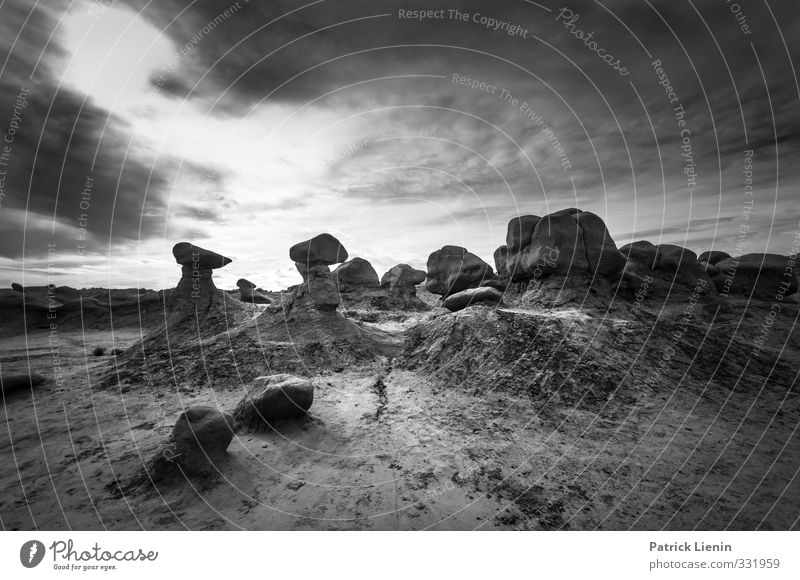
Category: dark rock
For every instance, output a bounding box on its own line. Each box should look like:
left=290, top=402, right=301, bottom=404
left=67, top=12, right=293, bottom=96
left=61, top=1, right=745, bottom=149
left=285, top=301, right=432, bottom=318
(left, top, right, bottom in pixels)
left=1, top=373, right=45, bottom=395
left=289, top=233, right=348, bottom=266
left=493, top=246, right=509, bottom=278
left=92, top=347, right=106, bottom=356
left=11, top=283, right=23, bottom=293
left=173, top=242, right=232, bottom=300
left=155, top=405, right=235, bottom=476
left=380, top=264, right=426, bottom=290
left=425, top=245, right=494, bottom=296
left=443, top=287, right=504, bottom=312
left=333, top=258, right=379, bottom=290
left=698, top=250, right=731, bottom=265
left=712, top=253, right=798, bottom=299
left=506, top=215, right=541, bottom=252
left=618, top=242, right=714, bottom=296
left=237, top=279, right=272, bottom=304
left=234, top=374, right=314, bottom=428
left=293, top=263, right=339, bottom=310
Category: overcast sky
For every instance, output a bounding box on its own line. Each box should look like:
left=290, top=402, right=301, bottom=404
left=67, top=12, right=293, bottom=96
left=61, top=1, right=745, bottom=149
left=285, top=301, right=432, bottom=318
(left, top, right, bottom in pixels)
left=1, top=0, right=798, bottom=290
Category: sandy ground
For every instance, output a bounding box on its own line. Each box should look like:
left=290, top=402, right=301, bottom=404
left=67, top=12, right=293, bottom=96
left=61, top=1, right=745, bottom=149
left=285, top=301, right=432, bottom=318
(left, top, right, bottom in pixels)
left=1, top=296, right=798, bottom=530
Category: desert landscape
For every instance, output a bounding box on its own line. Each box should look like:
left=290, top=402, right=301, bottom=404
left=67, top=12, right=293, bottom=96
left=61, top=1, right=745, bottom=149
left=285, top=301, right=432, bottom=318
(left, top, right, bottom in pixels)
left=2, top=209, right=798, bottom=530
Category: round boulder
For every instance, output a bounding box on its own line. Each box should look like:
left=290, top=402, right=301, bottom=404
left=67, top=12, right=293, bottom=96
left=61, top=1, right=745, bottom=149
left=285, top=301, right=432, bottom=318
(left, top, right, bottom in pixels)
left=380, top=264, right=426, bottom=290
left=443, top=287, right=503, bottom=312
left=333, top=258, right=380, bottom=290
left=425, top=245, right=494, bottom=297
left=234, top=374, right=314, bottom=428
left=289, top=233, right=348, bottom=266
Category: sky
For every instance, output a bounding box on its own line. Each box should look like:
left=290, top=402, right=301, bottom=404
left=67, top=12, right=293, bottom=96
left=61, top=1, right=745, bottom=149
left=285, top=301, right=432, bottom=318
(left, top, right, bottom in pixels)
left=0, top=0, right=798, bottom=290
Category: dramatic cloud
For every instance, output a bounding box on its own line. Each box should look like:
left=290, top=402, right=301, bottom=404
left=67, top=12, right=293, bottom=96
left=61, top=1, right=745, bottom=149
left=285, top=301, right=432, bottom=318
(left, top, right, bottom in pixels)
left=1, top=0, right=798, bottom=288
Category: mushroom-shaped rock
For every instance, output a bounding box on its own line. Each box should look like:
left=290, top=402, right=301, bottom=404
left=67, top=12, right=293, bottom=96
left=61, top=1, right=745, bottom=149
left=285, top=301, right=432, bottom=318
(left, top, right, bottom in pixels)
left=333, top=258, right=380, bottom=290
left=425, top=245, right=494, bottom=297
left=11, top=283, right=23, bottom=293
left=234, top=374, right=314, bottom=428
left=289, top=233, right=348, bottom=266
left=380, top=264, right=426, bottom=290
left=172, top=242, right=232, bottom=300
left=237, top=278, right=272, bottom=304
left=443, top=287, right=503, bottom=312
left=712, top=253, right=798, bottom=299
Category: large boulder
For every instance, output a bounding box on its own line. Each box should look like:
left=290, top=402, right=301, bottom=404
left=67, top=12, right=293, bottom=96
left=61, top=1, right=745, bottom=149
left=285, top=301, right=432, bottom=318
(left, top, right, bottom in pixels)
left=289, top=233, right=348, bottom=266
left=1, top=372, right=46, bottom=395
left=493, top=246, right=509, bottom=278
left=237, top=279, right=272, bottom=304
left=618, top=242, right=714, bottom=295
left=425, top=246, right=494, bottom=297
left=380, top=264, right=426, bottom=290
left=712, top=253, right=798, bottom=299
left=333, top=258, right=379, bottom=290
left=503, top=209, right=626, bottom=282
left=443, top=287, right=503, bottom=312
left=234, top=374, right=314, bottom=428
left=172, top=242, right=232, bottom=300
left=698, top=250, right=731, bottom=265
left=155, top=405, right=235, bottom=477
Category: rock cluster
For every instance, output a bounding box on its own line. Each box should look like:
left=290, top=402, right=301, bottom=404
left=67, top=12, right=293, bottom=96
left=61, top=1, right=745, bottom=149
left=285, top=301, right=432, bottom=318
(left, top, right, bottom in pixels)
left=425, top=245, right=494, bottom=297
left=173, top=242, right=232, bottom=301
left=618, top=242, right=714, bottom=296
left=501, top=209, right=626, bottom=283
left=233, top=374, right=315, bottom=429
left=703, top=253, right=798, bottom=299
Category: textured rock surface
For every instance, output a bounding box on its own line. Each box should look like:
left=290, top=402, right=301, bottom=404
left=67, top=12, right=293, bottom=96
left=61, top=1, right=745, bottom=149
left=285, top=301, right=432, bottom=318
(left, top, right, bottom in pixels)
left=173, top=242, right=232, bottom=300
left=333, top=258, right=380, bottom=290
left=618, top=242, right=714, bottom=296
left=443, top=287, right=503, bottom=312
left=380, top=264, right=426, bottom=290
left=425, top=246, right=494, bottom=297
left=711, top=253, right=798, bottom=299
left=234, top=374, right=314, bottom=428
left=289, top=233, right=348, bottom=266
left=155, top=405, right=236, bottom=477
left=237, top=279, right=272, bottom=304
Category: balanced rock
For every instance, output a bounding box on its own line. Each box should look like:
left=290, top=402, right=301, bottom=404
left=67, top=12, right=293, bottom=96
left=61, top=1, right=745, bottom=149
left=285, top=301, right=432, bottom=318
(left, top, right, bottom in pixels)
left=380, top=264, right=426, bottom=290
left=234, top=374, right=314, bottom=428
left=443, top=287, right=503, bottom=312
left=333, top=258, right=379, bottom=290
left=237, top=278, right=272, bottom=304
left=156, top=405, right=235, bottom=476
left=711, top=253, right=798, bottom=299
left=173, top=242, right=232, bottom=300
left=503, top=209, right=626, bottom=282
left=289, top=233, right=348, bottom=266
left=425, top=246, right=494, bottom=297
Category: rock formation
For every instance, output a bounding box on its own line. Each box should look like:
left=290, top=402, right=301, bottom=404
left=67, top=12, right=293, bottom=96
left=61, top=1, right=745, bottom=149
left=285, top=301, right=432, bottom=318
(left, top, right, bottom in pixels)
left=443, top=287, right=504, bottom=312
left=154, top=405, right=236, bottom=477
left=1, top=372, right=46, bottom=395
left=380, top=264, right=426, bottom=291
left=289, top=233, right=347, bottom=311
left=173, top=242, right=232, bottom=301
left=710, top=253, right=797, bottom=299
left=425, top=246, right=494, bottom=297
left=502, top=209, right=626, bottom=282
left=233, top=374, right=314, bottom=428
left=333, top=258, right=380, bottom=291
left=618, top=241, right=714, bottom=296
left=237, top=278, right=272, bottom=304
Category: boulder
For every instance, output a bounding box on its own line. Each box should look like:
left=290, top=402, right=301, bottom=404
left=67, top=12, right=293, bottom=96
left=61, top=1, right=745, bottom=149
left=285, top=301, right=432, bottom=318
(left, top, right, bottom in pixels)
left=504, top=209, right=626, bottom=282
left=1, top=373, right=46, bottom=395
left=493, top=246, right=509, bottom=278
left=234, top=374, right=314, bottom=428
left=712, top=253, right=798, bottom=299
left=172, top=242, right=232, bottom=300
left=237, top=279, right=272, bottom=304
left=425, top=245, right=494, bottom=297
left=289, top=233, right=348, bottom=266
left=380, top=264, right=426, bottom=290
left=443, top=287, right=503, bottom=312
left=619, top=242, right=714, bottom=295
left=698, top=250, right=731, bottom=265
left=333, top=258, right=379, bottom=290
left=155, top=405, right=235, bottom=476
left=11, top=283, right=23, bottom=293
